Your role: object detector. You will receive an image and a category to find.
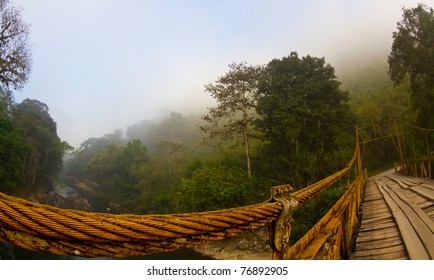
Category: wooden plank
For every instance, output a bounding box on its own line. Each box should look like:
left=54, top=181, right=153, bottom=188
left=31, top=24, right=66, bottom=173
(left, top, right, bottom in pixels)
left=392, top=189, right=434, bottom=234
left=363, top=195, right=385, bottom=202
left=297, top=217, right=341, bottom=259
left=386, top=176, right=413, bottom=189
left=363, top=199, right=389, bottom=206
left=355, top=236, right=403, bottom=251
left=362, top=207, right=391, bottom=215
left=362, top=202, right=390, bottom=208
left=376, top=181, right=430, bottom=260
left=425, top=206, right=434, bottom=217
left=355, top=229, right=400, bottom=242
left=361, top=216, right=394, bottom=224
left=357, top=225, right=398, bottom=235
left=358, top=221, right=396, bottom=232
left=353, top=244, right=406, bottom=257
left=400, top=190, right=421, bottom=199
left=417, top=201, right=434, bottom=209
left=420, top=182, right=434, bottom=190
left=411, top=185, right=434, bottom=201
left=405, top=195, right=429, bottom=204
left=360, top=218, right=395, bottom=227
left=352, top=249, right=408, bottom=260
left=352, top=175, right=409, bottom=260
left=394, top=256, right=409, bottom=260
left=361, top=212, right=392, bottom=220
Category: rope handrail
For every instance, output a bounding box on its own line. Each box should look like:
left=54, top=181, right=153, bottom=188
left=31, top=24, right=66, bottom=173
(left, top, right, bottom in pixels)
left=0, top=191, right=282, bottom=257
left=0, top=159, right=356, bottom=258
left=408, top=124, right=434, bottom=132
left=0, top=132, right=362, bottom=259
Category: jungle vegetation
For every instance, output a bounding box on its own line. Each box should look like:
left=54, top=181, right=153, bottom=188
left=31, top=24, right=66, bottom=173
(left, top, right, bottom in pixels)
left=1, top=2, right=433, bottom=244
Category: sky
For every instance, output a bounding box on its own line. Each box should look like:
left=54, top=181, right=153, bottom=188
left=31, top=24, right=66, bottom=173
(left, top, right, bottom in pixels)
left=11, top=0, right=434, bottom=148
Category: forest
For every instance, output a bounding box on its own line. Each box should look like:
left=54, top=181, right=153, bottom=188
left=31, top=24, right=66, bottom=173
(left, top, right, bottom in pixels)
left=1, top=2, right=433, bottom=243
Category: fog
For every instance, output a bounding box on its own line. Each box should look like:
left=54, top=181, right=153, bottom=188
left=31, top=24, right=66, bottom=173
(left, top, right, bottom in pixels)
left=12, top=0, right=434, bottom=148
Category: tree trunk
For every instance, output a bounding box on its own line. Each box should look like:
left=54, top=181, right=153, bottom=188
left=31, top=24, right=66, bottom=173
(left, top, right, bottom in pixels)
left=243, top=127, right=251, bottom=177
left=242, top=109, right=252, bottom=177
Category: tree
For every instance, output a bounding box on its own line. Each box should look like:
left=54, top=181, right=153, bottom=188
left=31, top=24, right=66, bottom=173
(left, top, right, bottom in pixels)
left=0, top=0, right=32, bottom=90
left=388, top=3, right=434, bottom=128
left=341, top=61, right=415, bottom=170
left=175, top=165, right=257, bottom=212
left=0, top=116, right=29, bottom=192
left=12, top=99, right=70, bottom=186
left=0, top=86, right=14, bottom=117
left=85, top=140, right=150, bottom=211
left=201, top=62, right=263, bottom=177
left=255, top=52, right=355, bottom=187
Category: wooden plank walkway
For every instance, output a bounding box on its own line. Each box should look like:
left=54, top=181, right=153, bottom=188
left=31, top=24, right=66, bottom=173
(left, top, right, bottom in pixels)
left=351, top=170, right=434, bottom=260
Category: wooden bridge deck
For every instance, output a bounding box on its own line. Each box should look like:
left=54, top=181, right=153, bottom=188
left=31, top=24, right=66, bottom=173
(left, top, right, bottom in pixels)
left=351, top=170, right=434, bottom=260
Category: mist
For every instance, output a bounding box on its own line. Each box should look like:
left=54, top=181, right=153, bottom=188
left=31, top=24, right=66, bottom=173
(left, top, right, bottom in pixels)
left=12, top=0, right=434, bottom=148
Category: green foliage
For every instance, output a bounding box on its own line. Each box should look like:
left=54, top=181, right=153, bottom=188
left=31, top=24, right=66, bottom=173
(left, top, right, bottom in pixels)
left=201, top=62, right=263, bottom=177
left=343, top=62, right=414, bottom=127
left=290, top=181, right=347, bottom=244
left=340, top=61, right=415, bottom=170
left=63, top=130, right=125, bottom=177
left=255, top=52, right=356, bottom=188
left=0, top=117, right=29, bottom=191
left=175, top=165, right=258, bottom=212
left=388, top=3, right=434, bottom=128
left=86, top=140, right=149, bottom=207
left=12, top=99, right=70, bottom=186
left=0, top=86, right=14, bottom=117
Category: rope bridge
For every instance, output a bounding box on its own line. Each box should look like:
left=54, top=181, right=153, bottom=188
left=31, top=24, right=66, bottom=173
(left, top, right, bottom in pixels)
left=0, top=129, right=367, bottom=259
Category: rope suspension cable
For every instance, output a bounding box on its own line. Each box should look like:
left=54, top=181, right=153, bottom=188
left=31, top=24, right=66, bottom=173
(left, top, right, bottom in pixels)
left=408, top=124, right=434, bottom=132
left=0, top=191, right=282, bottom=258
left=0, top=130, right=361, bottom=258
left=0, top=158, right=356, bottom=258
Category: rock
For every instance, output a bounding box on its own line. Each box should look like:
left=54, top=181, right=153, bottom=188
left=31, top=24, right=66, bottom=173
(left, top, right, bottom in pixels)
left=193, top=226, right=273, bottom=260
left=43, top=191, right=92, bottom=211
left=236, top=239, right=250, bottom=250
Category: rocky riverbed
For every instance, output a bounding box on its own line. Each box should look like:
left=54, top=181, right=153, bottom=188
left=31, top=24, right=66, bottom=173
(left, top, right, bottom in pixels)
left=193, top=226, right=273, bottom=260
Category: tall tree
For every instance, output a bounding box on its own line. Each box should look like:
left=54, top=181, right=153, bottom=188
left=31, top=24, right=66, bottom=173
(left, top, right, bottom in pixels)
left=201, top=62, right=263, bottom=177
left=0, top=86, right=14, bottom=117
left=256, top=52, right=355, bottom=187
left=12, top=99, right=70, bottom=186
left=0, top=0, right=32, bottom=90
left=388, top=3, right=434, bottom=128
left=0, top=116, right=28, bottom=192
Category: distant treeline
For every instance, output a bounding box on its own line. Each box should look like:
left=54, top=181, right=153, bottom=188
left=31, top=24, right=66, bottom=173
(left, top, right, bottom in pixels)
left=60, top=54, right=415, bottom=215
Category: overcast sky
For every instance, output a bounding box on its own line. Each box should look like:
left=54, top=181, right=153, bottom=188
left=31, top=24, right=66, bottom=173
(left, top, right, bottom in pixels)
left=12, top=0, right=434, bottom=148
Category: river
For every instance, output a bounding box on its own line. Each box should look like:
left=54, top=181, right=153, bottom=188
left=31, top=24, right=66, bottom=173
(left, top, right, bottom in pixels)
left=5, top=179, right=212, bottom=260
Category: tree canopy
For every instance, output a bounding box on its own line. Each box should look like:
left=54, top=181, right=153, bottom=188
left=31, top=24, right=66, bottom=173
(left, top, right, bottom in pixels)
left=388, top=3, right=434, bottom=128
left=0, top=0, right=32, bottom=90
left=12, top=99, right=71, bottom=186
left=255, top=52, right=355, bottom=187
left=201, top=62, right=263, bottom=177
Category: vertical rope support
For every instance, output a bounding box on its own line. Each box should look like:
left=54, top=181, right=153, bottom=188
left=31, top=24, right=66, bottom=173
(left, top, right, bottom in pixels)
left=410, top=127, right=416, bottom=159
left=356, top=126, right=363, bottom=176
left=429, top=159, right=432, bottom=179
left=268, top=185, right=299, bottom=260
